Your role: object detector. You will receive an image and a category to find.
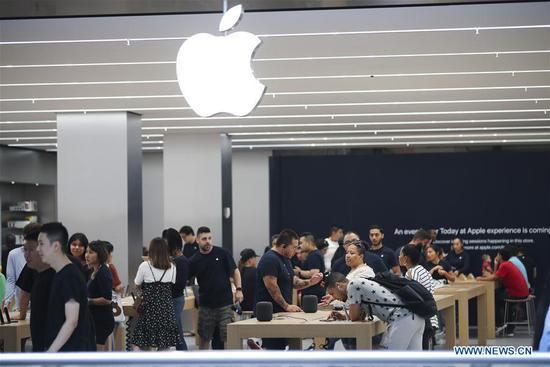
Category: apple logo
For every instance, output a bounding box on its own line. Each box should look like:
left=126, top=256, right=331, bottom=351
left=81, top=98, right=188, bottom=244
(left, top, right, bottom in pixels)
left=176, top=4, right=266, bottom=117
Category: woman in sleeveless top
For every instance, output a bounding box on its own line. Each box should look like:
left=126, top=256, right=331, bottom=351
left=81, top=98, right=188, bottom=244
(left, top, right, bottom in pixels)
left=130, top=238, right=180, bottom=350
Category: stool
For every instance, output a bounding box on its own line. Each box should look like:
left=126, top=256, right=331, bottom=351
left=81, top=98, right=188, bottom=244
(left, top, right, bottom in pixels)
left=502, top=295, right=536, bottom=335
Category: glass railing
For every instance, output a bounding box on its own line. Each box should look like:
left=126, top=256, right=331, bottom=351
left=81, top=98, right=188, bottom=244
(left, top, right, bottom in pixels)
left=1, top=351, right=550, bottom=367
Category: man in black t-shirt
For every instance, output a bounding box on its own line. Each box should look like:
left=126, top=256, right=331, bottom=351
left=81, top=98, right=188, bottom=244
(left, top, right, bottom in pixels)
left=37, top=222, right=91, bottom=352
left=256, top=229, right=323, bottom=349
left=180, top=225, right=200, bottom=259
left=188, top=226, right=243, bottom=350
left=368, top=225, right=401, bottom=275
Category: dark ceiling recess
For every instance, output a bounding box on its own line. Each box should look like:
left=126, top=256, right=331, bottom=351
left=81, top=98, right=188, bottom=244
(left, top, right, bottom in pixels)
left=0, top=0, right=528, bottom=19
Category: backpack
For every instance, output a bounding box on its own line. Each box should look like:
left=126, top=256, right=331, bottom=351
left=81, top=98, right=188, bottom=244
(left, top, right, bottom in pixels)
left=361, top=271, right=437, bottom=319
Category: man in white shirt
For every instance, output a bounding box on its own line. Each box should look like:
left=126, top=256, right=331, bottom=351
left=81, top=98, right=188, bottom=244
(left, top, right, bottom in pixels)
left=2, top=245, right=26, bottom=309
left=324, top=225, right=343, bottom=271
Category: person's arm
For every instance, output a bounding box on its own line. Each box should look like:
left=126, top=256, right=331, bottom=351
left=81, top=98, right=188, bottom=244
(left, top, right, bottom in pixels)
left=263, top=275, right=300, bottom=312
left=3, top=252, right=17, bottom=308
left=231, top=268, right=243, bottom=302
left=17, top=290, right=30, bottom=320
left=440, top=269, right=456, bottom=282
left=391, top=265, right=401, bottom=275
left=349, top=303, right=366, bottom=321
left=293, top=272, right=323, bottom=290
left=298, top=268, right=319, bottom=279
left=477, top=273, right=498, bottom=281
left=47, top=299, right=80, bottom=352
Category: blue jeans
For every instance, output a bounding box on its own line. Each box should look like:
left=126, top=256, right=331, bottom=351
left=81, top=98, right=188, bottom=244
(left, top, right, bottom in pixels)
left=172, top=296, right=188, bottom=350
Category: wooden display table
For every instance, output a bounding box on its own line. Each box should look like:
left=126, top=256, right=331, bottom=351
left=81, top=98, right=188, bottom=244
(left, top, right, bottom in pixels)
left=227, top=310, right=386, bottom=350
left=435, top=284, right=487, bottom=346
left=452, top=279, right=498, bottom=338
left=0, top=316, right=30, bottom=352
left=434, top=293, right=456, bottom=349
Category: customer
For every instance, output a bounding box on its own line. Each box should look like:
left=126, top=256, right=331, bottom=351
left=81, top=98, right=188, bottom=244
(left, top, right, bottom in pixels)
left=508, top=247, right=530, bottom=289
left=423, top=244, right=455, bottom=283
left=395, top=229, right=432, bottom=274
left=256, top=229, right=323, bottom=349
left=321, top=240, right=375, bottom=316
left=179, top=226, right=199, bottom=259
left=400, top=244, right=438, bottom=349
left=131, top=237, right=179, bottom=350
left=326, top=272, right=425, bottom=350
left=163, top=228, right=189, bottom=351
left=2, top=237, right=26, bottom=310
left=1, top=234, right=16, bottom=278
left=68, top=233, right=89, bottom=267
left=324, top=225, right=343, bottom=271
left=478, top=245, right=529, bottom=335
left=188, top=226, right=243, bottom=349
left=515, top=245, right=536, bottom=288
left=294, top=233, right=325, bottom=302
left=446, top=237, right=471, bottom=276
left=238, top=248, right=258, bottom=313
left=332, top=232, right=387, bottom=275
left=85, top=240, right=115, bottom=351
left=481, top=254, right=493, bottom=275
left=368, top=225, right=400, bottom=275
left=37, top=222, right=91, bottom=352
left=104, top=241, right=124, bottom=294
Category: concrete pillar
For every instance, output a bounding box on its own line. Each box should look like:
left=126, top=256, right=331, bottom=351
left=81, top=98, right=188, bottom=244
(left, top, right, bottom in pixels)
left=57, top=112, right=142, bottom=285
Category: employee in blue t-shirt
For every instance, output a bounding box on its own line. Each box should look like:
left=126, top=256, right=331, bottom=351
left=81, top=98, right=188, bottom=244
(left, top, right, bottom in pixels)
left=256, top=229, right=323, bottom=350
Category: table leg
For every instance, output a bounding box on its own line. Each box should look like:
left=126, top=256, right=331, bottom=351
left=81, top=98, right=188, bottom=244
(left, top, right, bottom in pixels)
left=356, top=327, right=373, bottom=350
left=477, top=292, right=488, bottom=345
left=2, top=334, right=19, bottom=352
left=457, top=295, right=469, bottom=346
left=114, top=323, right=126, bottom=351
left=441, top=305, right=456, bottom=349
left=288, top=338, right=302, bottom=350
left=485, top=282, right=496, bottom=339
left=226, top=325, right=242, bottom=350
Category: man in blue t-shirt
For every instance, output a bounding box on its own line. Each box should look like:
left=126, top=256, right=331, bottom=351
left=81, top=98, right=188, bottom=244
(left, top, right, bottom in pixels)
left=256, top=229, right=323, bottom=349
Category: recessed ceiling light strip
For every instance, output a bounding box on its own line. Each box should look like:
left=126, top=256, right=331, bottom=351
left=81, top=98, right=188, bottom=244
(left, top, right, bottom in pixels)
left=229, top=125, right=550, bottom=136
left=3, top=49, right=550, bottom=68
left=2, top=70, right=550, bottom=87
left=141, top=117, right=550, bottom=130
left=232, top=131, right=550, bottom=143
left=2, top=24, right=549, bottom=45
left=0, top=120, right=56, bottom=124
left=232, top=138, right=550, bottom=149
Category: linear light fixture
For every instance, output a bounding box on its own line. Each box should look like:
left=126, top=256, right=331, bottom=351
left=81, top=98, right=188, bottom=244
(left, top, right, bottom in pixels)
left=2, top=97, right=549, bottom=108
left=232, top=138, right=550, bottom=149
left=142, top=109, right=550, bottom=122
left=2, top=49, right=550, bottom=68
left=0, top=129, right=57, bottom=133
left=8, top=142, right=58, bottom=147
left=141, top=117, right=550, bottom=130
left=231, top=131, right=550, bottom=143
left=229, top=125, right=550, bottom=136
left=2, top=70, right=550, bottom=88
left=0, top=136, right=57, bottom=141
left=0, top=120, right=56, bottom=124
left=1, top=24, right=549, bottom=45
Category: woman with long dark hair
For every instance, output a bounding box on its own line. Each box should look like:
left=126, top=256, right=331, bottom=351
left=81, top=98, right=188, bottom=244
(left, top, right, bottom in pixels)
left=86, top=240, right=115, bottom=351
left=130, top=238, right=179, bottom=350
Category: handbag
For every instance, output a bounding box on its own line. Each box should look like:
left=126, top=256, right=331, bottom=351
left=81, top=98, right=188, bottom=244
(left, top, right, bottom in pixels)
left=112, top=291, right=126, bottom=322
left=132, top=291, right=144, bottom=314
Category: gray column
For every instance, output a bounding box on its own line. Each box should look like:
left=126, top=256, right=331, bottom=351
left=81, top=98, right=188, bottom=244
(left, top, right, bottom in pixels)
left=164, top=133, right=232, bottom=253
left=57, top=112, right=142, bottom=286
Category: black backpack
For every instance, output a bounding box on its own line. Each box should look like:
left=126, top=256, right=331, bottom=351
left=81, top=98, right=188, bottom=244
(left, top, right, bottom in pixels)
left=361, top=271, right=437, bottom=319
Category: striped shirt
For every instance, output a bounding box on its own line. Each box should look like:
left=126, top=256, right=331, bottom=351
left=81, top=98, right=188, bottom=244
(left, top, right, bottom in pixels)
left=406, top=265, right=439, bottom=329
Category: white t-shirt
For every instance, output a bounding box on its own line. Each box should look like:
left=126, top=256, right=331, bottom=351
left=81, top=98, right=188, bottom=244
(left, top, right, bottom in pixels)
left=347, top=263, right=375, bottom=280
left=134, top=261, right=176, bottom=285
left=347, top=278, right=411, bottom=322
left=324, top=238, right=340, bottom=271
left=406, top=265, right=438, bottom=328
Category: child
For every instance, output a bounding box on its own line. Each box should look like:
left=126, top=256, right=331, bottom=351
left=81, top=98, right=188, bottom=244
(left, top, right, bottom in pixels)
left=482, top=254, right=493, bottom=274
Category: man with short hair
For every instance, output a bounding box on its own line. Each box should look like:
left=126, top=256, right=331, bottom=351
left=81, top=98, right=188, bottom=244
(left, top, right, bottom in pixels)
left=179, top=225, right=199, bottom=259
left=478, top=245, right=529, bottom=335
left=256, top=228, right=323, bottom=349
left=368, top=225, right=400, bottom=275
left=2, top=234, right=26, bottom=310
left=37, top=222, right=91, bottom=352
left=188, top=226, right=243, bottom=349
left=324, top=225, right=343, bottom=271
left=332, top=231, right=387, bottom=275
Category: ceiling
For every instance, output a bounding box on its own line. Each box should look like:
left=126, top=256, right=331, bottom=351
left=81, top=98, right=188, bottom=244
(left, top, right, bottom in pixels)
left=1, top=1, right=549, bottom=151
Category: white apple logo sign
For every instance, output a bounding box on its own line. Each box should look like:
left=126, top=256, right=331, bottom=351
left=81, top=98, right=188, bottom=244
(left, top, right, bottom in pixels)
left=176, top=4, right=266, bottom=117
